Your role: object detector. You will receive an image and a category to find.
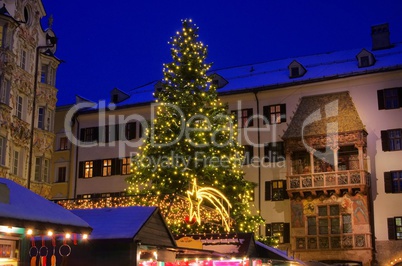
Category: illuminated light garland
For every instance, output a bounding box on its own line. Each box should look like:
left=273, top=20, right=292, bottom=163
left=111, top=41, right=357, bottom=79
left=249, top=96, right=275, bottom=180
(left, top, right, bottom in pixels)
left=186, top=178, right=232, bottom=232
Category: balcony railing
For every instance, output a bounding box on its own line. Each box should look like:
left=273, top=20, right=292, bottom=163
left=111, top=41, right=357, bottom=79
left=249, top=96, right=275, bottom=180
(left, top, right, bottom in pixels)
left=287, top=170, right=370, bottom=196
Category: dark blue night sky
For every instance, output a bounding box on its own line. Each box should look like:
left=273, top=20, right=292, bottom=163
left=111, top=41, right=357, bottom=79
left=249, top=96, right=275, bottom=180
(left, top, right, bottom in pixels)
left=41, top=0, right=402, bottom=106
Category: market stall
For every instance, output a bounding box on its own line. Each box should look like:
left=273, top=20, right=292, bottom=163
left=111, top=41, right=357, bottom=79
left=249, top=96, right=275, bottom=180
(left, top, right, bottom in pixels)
left=0, top=178, right=91, bottom=266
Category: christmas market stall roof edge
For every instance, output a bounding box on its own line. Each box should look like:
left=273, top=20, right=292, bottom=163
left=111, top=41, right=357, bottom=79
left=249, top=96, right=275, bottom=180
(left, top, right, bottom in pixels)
left=0, top=177, right=92, bottom=233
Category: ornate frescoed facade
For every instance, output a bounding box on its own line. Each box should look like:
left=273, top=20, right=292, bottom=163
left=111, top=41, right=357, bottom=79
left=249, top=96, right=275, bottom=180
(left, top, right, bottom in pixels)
left=282, top=92, right=372, bottom=262
left=0, top=0, right=60, bottom=198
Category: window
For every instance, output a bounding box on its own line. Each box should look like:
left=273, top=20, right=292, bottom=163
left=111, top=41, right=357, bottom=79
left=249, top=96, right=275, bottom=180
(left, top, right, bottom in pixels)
left=378, top=88, right=402, bottom=110
left=37, top=107, right=53, bottom=130
left=16, top=96, right=23, bottom=119
left=59, top=137, right=68, bottom=150
left=263, top=104, right=286, bottom=124
left=0, top=137, right=5, bottom=165
left=34, top=157, right=42, bottom=181
left=265, top=223, right=290, bottom=244
left=264, top=142, right=285, bottom=162
left=80, top=127, right=99, bottom=142
left=288, top=60, right=306, bottom=78
left=125, top=122, right=136, bottom=140
left=20, top=49, right=27, bottom=70
left=41, top=64, right=47, bottom=83
left=0, top=77, right=10, bottom=105
left=12, top=150, right=19, bottom=176
left=121, top=157, right=131, bottom=175
left=84, top=161, right=94, bottom=178
left=43, top=159, right=49, bottom=182
left=307, top=205, right=350, bottom=236
left=102, top=159, right=112, bottom=176
left=38, top=107, right=45, bottom=129
left=57, top=167, right=67, bottom=183
left=231, top=108, right=253, bottom=127
left=388, top=217, right=402, bottom=240
left=265, top=180, right=288, bottom=201
left=381, top=129, right=402, bottom=151
left=360, top=56, right=369, bottom=67
left=384, top=171, right=402, bottom=193
left=291, top=67, right=299, bottom=77
left=243, top=145, right=254, bottom=165
left=41, top=64, right=55, bottom=85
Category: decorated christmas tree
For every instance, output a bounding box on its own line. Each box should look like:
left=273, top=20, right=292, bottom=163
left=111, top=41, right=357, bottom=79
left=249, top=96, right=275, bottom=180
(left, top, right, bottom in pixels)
left=126, top=19, right=264, bottom=234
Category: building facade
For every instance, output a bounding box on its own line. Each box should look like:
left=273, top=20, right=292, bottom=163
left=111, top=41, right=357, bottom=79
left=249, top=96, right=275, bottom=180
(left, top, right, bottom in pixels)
left=53, top=24, right=402, bottom=265
left=0, top=0, right=60, bottom=198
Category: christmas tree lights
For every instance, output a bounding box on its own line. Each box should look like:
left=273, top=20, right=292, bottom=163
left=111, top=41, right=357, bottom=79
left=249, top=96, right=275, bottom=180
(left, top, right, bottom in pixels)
left=125, top=19, right=264, bottom=234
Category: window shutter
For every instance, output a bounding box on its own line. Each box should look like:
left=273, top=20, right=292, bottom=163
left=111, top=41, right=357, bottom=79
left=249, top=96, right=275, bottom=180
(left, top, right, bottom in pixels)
left=381, top=130, right=390, bottom=151
left=78, top=161, right=84, bottom=178
left=247, top=109, right=254, bottom=127
left=399, top=88, right=402, bottom=108
left=80, top=128, right=85, bottom=141
left=94, top=127, right=99, bottom=142
left=283, top=223, right=290, bottom=243
left=94, top=160, right=102, bottom=177
left=384, top=172, right=393, bottom=193
left=388, top=217, right=396, bottom=240
left=283, top=180, right=289, bottom=199
left=265, top=223, right=272, bottom=237
left=377, top=90, right=385, bottom=110
left=265, top=181, right=271, bottom=201
left=263, top=106, right=270, bottom=124
left=280, top=104, right=286, bottom=123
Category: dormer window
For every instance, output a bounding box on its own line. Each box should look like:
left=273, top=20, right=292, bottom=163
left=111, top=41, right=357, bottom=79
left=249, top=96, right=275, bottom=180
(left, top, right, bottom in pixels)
left=356, top=49, right=375, bottom=68
left=209, top=73, right=228, bottom=89
left=110, top=88, right=129, bottom=104
left=154, top=81, right=163, bottom=93
left=288, top=60, right=306, bottom=78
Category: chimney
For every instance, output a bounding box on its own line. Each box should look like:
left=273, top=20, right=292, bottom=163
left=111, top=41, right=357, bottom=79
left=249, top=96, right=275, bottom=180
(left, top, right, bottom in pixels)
left=371, top=23, right=391, bottom=50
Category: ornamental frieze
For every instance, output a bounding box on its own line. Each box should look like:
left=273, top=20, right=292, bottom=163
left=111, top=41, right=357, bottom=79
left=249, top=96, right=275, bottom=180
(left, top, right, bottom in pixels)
left=33, top=130, right=55, bottom=154
left=17, top=27, right=36, bottom=47
left=285, top=131, right=367, bottom=152
left=0, top=105, right=12, bottom=129
left=10, top=118, right=31, bottom=147
left=37, top=86, right=57, bottom=108
left=0, top=165, right=8, bottom=178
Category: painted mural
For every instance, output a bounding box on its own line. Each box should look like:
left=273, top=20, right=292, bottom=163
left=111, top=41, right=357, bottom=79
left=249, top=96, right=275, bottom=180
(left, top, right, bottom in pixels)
left=291, top=193, right=369, bottom=228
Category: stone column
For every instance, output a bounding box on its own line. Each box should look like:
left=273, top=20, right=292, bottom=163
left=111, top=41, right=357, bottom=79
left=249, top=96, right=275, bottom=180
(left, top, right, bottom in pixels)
left=331, top=146, right=340, bottom=172
left=355, top=143, right=364, bottom=170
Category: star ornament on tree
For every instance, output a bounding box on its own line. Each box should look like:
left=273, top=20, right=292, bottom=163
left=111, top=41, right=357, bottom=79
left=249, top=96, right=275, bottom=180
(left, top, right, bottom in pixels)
left=186, top=178, right=232, bottom=232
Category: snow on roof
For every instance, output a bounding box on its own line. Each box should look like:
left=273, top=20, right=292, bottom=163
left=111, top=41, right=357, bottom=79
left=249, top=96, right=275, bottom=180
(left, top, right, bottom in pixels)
left=0, top=178, right=91, bottom=232
left=71, top=206, right=157, bottom=240
left=70, top=42, right=402, bottom=108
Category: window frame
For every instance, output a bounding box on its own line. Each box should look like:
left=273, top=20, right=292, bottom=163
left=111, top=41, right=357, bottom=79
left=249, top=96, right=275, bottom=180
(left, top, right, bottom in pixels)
left=57, top=166, right=67, bottom=183
left=102, top=159, right=112, bottom=176
left=121, top=157, right=131, bottom=175
left=16, top=95, right=23, bottom=119
left=381, top=129, right=402, bottom=151
left=231, top=108, right=253, bottom=128
left=263, top=104, right=286, bottom=125
left=264, top=141, right=285, bottom=162
left=12, top=150, right=19, bottom=176
left=378, top=88, right=402, bottom=110
left=59, top=137, right=68, bottom=150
